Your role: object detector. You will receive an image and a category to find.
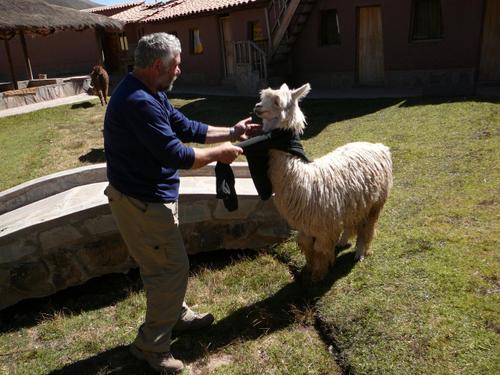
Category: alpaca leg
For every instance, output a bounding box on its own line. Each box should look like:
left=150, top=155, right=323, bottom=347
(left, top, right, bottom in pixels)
left=355, top=207, right=382, bottom=261
left=297, top=231, right=315, bottom=272
left=103, top=86, right=108, bottom=104
left=336, top=228, right=352, bottom=251
left=98, top=90, right=105, bottom=106
left=310, top=237, right=336, bottom=282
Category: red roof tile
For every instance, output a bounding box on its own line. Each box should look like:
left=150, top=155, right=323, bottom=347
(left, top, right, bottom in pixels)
left=85, top=1, right=144, bottom=14
left=107, top=0, right=263, bottom=24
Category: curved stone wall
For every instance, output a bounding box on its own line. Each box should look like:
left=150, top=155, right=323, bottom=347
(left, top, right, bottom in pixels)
left=0, top=164, right=289, bottom=310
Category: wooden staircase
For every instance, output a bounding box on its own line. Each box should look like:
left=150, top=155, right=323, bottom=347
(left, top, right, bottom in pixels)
left=267, top=0, right=317, bottom=83
left=228, top=0, right=316, bottom=90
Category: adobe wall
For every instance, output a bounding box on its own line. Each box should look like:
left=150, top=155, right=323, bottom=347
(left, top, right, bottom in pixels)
left=292, top=0, right=484, bottom=93
left=0, top=29, right=101, bottom=82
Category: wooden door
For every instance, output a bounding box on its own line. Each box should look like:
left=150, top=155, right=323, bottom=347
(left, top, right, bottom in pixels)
left=220, top=17, right=234, bottom=77
left=102, top=32, right=121, bottom=72
left=479, top=0, right=500, bottom=81
left=357, top=6, right=385, bottom=86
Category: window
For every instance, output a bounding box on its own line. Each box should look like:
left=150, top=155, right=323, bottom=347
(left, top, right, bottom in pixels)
left=119, top=32, right=128, bottom=51
left=319, top=9, right=341, bottom=45
left=410, top=0, right=443, bottom=41
left=248, top=21, right=267, bottom=50
left=190, top=28, right=203, bottom=54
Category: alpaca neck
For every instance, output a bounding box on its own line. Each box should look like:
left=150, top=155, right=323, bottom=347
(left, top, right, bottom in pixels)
left=268, top=150, right=304, bottom=195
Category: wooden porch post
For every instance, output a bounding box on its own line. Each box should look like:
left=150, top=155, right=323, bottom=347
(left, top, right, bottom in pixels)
left=19, top=30, right=33, bottom=80
left=95, top=29, right=104, bottom=65
left=3, top=38, right=19, bottom=90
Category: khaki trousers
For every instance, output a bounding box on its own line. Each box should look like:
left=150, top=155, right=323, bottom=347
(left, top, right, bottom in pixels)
left=104, top=184, right=188, bottom=353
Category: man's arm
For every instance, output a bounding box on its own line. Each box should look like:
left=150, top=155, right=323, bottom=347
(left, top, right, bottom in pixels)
left=204, top=117, right=262, bottom=144
left=191, top=142, right=243, bottom=169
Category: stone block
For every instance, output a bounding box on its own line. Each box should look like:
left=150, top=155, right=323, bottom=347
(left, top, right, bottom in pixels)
left=213, top=199, right=258, bottom=220
left=0, top=266, right=10, bottom=288
left=179, top=200, right=213, bottom=224
left=0, top=240, right=37, bottom=263
left=252, top=200, right=282, bottom=218
left=77, top=236, right=134, bottom=274
left=84, top=214, right=117, bottom=236
left=10, top=261, right=52, bottom=294
left=46, top=250, right=83, bottom=290
left=40, top=225, right=83, bottom=251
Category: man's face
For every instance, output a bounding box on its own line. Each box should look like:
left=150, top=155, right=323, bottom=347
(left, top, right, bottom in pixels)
left=157, top=53, right=181, bottom=92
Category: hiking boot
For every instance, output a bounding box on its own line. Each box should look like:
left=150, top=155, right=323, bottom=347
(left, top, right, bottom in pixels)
left=172, top=302, right=214, bottom=334
left=129, top=344, right=184, bottom=373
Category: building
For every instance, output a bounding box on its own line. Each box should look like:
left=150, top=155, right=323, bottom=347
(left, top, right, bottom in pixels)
left=2, top=0, right=498, bottom=95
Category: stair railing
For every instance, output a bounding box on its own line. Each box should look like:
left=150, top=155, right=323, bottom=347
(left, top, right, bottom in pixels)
left=234, top=41, right=268, bottom=81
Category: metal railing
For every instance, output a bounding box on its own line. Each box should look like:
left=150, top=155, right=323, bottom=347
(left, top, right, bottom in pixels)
left=234, top=41, right=268, bottom=80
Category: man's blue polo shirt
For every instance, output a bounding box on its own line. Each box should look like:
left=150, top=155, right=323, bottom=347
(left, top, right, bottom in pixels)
left=104, top=74, right=208, bottom=202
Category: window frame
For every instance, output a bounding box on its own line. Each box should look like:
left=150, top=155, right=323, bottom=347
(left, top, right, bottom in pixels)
left=409, top=0, right=444, bottom=42
left=189, top=28, right=204, bottom=55
left=319, top=8, right=341, bottom=46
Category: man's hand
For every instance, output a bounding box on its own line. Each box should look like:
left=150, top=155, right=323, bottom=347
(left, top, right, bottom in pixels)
left=215, top=142, right=243, bottom=164
left=232, top=117, right=263, bottom=141
left=192, top=142, right=242, bottom=168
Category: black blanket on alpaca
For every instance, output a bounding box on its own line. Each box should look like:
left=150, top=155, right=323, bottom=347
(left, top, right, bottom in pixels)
left=216, top=129, right=310, bottom=211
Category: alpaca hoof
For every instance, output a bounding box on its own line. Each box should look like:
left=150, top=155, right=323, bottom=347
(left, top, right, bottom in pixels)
left=355, top=254, right=365, bottom=262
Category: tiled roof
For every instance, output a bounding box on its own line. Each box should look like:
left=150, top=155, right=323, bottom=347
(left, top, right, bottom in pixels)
left=85, top=1, right=144, bottom=14
left=110, top=3, right=160, bottom=23
left=108, top=0, right=262, bottom=24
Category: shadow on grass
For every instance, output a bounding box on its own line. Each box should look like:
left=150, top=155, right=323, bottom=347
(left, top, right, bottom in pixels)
left=71, top=102, right=96, bottom=109
left=399, top=96, right=500, bottom=107
left=46, top=251, right=356, bottom=374
left=78, top=147, right=105, bottom=163
left=0, top=249, right=257, bottom=334
left=169, top=94, right=403, bottom=141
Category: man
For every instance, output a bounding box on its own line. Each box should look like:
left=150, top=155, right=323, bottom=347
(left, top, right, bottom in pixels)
left=103, top=32, right=259, bottom=373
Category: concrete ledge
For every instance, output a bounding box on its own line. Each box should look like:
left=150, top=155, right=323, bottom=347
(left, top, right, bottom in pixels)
left=0, top=162, right=251, bottom=215
left=0, top=164, right=289, bottom=310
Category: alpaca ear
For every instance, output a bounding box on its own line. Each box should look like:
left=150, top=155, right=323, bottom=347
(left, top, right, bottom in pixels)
left=292, top=83, right=311, bottom=101
left=280, top=83, right=289, bottom=91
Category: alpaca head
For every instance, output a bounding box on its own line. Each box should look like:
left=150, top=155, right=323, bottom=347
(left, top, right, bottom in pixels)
left=254, top=83, right=311, bottom=135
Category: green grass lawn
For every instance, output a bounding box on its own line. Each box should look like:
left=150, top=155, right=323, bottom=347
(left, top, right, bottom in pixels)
left=0, top=95, right=499, bottom=374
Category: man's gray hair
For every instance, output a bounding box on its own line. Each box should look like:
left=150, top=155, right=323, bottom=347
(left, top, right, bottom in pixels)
left=134, top=32, right=181, bottom=69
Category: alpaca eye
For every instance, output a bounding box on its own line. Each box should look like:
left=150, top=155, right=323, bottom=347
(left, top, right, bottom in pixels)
left=273, top=97, right=281, bottom=107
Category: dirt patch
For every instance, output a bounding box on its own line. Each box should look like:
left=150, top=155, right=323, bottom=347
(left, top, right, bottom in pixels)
left=190, top=353, right=233, bottom=374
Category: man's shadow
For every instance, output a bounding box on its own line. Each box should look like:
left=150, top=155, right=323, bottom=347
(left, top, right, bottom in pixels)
left=79, top=148, right=105, bottom=163
left=49, top=251, right=356, bottom=374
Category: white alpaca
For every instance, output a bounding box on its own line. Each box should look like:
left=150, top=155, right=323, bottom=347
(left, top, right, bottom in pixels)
left=254, top=83, right=393, bottom=281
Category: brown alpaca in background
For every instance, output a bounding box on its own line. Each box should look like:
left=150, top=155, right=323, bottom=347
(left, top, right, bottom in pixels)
left=90, top=65, right=109, bottom=106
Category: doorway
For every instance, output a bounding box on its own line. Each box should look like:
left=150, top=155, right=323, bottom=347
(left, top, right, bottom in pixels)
left=220, top=17, right=235, bottom=78
left=479, top=0, right=500, bottom=82
left=357, top=6, right=385, bottom=86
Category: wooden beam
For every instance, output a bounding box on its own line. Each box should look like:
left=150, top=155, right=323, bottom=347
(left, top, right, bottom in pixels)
left=3, top=38, right=18, bottom=90
left=20, top=31, right=33, bottom=80
left=271, top=0, right=301, bottom=51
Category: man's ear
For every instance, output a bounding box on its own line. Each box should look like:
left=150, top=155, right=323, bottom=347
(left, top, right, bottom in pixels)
left=152, top=58, right=164, bottom=71
left=291, top=83, right=311, bottom=101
